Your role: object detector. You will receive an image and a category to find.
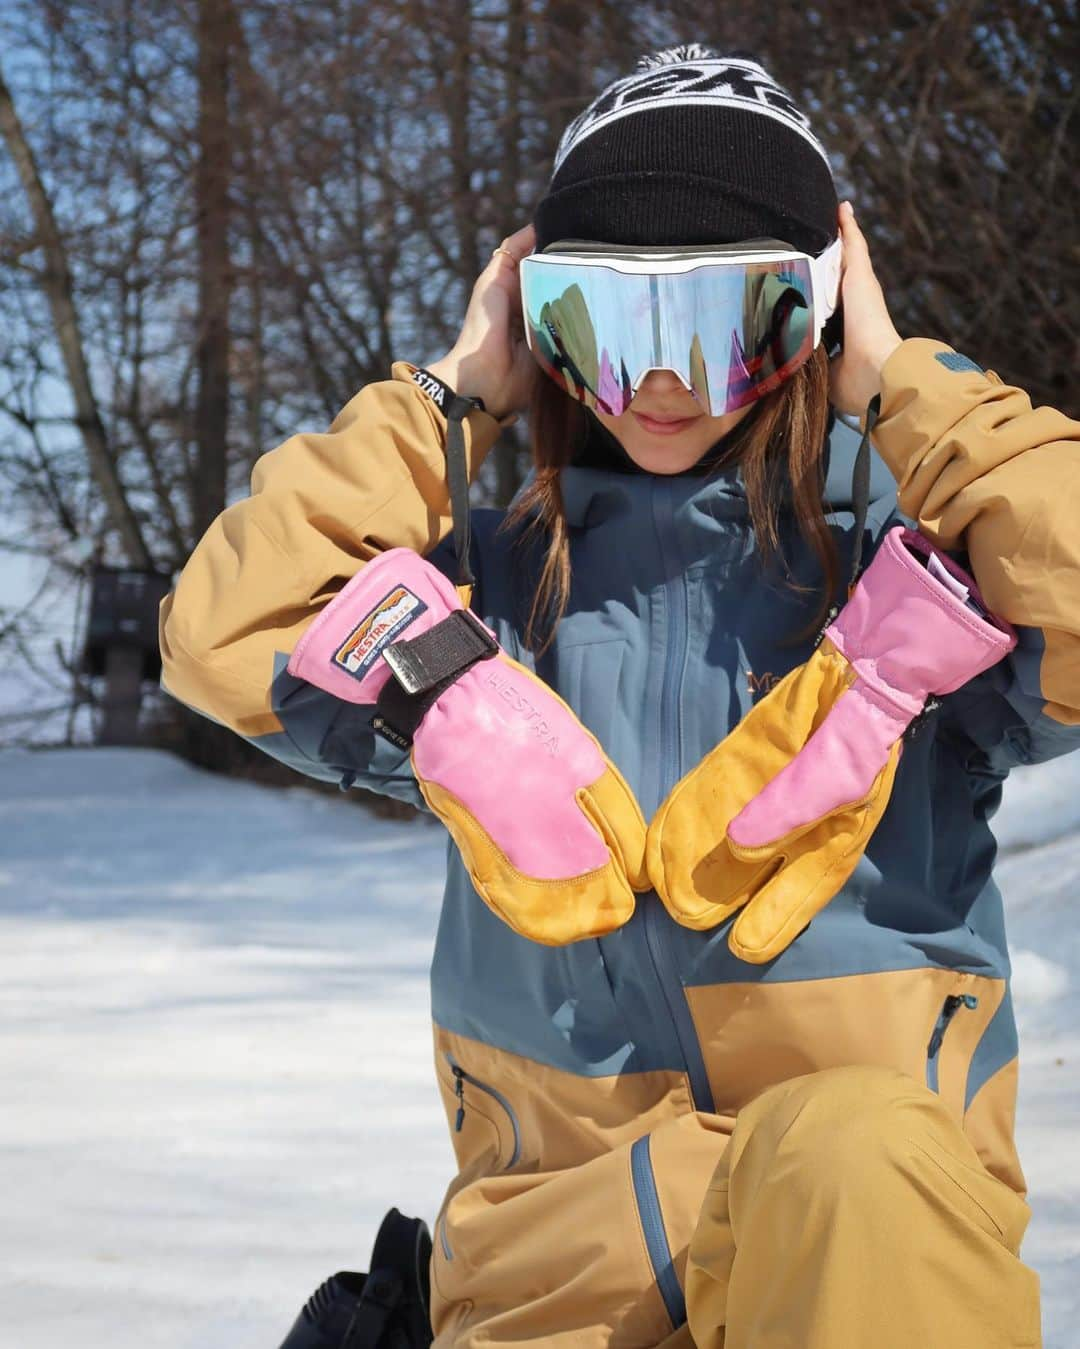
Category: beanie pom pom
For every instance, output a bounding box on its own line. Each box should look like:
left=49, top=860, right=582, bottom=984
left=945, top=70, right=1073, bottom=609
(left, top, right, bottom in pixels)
left=637, top=44, right=718, bottom=69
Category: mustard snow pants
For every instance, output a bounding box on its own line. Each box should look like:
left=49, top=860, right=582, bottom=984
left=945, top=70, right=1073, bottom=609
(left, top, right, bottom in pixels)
left=677, top=1065, right=1041, bottom=1349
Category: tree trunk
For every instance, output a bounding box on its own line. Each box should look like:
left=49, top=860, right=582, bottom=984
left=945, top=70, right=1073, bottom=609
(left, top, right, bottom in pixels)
left=447, top=0, right=479, bottom=286
left=494, top=0, right=527, bottom=507
left=0, top=65, right=152, bottom=567
left=193, top=0, right=233, bottom=537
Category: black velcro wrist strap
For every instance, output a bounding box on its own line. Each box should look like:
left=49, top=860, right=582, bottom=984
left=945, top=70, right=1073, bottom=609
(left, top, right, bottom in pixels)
left=371, top=609, right=498, bottom=749
left=384, top=608, right=497, bottom=694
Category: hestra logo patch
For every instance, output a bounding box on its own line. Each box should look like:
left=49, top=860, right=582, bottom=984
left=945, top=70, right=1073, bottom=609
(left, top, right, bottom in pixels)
left=332, top=586, right=427, bottom=680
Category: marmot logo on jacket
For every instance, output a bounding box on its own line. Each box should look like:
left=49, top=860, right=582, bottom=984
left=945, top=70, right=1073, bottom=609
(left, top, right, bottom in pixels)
left=484, top=670, right=559, bottom=754
left=747, top=668, right=781, bottom=697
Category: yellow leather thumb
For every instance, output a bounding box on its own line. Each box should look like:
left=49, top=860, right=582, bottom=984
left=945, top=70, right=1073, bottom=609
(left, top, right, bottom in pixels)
left=577, top=760, right=650, bottom=891
left=418, top=777, right=636, bottom=945
left=726, top=741, right=902, bottom=963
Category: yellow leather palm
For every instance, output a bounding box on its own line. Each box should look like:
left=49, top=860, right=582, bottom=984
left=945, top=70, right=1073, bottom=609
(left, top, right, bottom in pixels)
left=647, top=639, right=897, bottom=962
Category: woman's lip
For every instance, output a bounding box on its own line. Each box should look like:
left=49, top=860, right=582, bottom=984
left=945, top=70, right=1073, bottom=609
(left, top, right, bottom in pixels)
left=631, top=411, right=701, bottom=435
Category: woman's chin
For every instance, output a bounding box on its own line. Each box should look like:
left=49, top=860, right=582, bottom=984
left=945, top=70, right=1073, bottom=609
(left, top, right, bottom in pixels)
left=622, top=435, right=712, bottom=475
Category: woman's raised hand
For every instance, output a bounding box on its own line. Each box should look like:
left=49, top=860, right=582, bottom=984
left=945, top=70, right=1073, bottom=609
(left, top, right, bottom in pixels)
left=827, top=201, right=903, bottom=418
left=426, top=223, right=537, bottom=422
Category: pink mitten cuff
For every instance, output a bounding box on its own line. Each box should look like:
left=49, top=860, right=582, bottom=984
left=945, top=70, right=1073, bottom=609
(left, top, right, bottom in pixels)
left=727, top=527, right=1017, bottom=850
left=827, top=527, right=1016, bottom=703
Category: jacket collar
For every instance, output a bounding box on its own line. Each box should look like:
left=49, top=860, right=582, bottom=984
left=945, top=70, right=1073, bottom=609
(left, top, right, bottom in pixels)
left=552, top=407, right=895, bottom=531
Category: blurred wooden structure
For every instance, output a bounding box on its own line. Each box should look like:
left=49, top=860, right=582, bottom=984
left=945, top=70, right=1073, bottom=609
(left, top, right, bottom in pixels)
left=84, top=567, right=172, bottom=745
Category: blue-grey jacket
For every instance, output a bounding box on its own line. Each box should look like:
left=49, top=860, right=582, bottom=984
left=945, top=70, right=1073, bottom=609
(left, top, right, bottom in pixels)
left=159, top=340, right=1080, bottom=1343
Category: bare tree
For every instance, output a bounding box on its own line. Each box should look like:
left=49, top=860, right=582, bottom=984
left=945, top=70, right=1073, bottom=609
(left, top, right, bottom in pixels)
left=0, top=0, right=1074, bottom=756
left=0, top=63, right=151, bottom=565
left=192, top=0, right=234, bottom=539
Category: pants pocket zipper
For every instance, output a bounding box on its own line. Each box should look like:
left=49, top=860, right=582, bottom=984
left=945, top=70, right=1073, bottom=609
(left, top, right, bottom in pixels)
left=446, top=1054, right=522, bottom=1168
left=926, top=992, right=979, bottom=1092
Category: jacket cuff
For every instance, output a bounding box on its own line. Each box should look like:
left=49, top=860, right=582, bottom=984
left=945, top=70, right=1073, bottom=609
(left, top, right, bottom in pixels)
left=391, top=360, right=512, bottom=471
left=870, top=337, right=1002, bottom=485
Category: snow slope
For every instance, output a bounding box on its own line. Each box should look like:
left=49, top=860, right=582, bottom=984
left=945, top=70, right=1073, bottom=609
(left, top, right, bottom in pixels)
left=1, top=747, right=1078, bottom=1348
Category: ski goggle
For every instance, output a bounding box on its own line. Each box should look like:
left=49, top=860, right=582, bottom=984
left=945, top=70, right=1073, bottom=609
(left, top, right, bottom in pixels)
left=519, top=236, right=842, bottom=417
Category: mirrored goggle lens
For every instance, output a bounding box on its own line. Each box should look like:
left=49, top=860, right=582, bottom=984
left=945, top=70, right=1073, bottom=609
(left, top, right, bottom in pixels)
left=520, top=255, right=815, bottom=416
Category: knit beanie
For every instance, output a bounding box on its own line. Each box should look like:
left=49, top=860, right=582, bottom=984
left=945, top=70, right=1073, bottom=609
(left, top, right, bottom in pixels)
left=535, top=45, right=838, bottom=257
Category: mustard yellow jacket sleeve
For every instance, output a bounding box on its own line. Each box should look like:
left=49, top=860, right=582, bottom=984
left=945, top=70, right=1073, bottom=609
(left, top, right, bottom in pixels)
left=158, top=362, right=504, bottom=791
left=872, top=338, right=1080, bottom=769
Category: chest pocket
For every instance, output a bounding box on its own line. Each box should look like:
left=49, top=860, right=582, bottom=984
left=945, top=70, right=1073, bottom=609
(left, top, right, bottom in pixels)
left=550, top=638, right=628, bottom=752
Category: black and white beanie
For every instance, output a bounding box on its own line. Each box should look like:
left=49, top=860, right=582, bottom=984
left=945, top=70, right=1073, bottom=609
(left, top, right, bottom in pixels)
left=534, top=45, right=838, bottom=257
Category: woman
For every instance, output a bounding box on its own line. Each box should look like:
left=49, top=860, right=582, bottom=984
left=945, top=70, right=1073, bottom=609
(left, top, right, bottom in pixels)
left=160, top=47, right=1080, bottom=1348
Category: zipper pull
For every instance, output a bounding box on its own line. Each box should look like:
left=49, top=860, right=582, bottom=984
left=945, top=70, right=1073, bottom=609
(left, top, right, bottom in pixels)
left=928, top=995, right=961, bottom=1059
left=928, top=993, right=979, bottom=1059
left=904, top=695, right=943, bottom=743
left=453, top=1066, right=465, bottom=1132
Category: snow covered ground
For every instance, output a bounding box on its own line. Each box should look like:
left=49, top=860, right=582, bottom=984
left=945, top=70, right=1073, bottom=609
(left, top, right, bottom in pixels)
left=1, top=747, right=1078, bottom=1348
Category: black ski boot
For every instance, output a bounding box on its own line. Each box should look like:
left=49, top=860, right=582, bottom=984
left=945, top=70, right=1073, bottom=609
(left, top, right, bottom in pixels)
left=276, top=1208, right=433, bottom=1348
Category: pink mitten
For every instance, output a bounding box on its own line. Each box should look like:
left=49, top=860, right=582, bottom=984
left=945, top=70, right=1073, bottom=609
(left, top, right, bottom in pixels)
left=648, top=527, right=1017, bottom=962
left=288, top=549, right=648, bottom=945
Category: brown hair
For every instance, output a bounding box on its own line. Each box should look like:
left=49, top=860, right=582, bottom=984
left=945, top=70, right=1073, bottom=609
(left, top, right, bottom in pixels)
left=505, top=346, right=840, bottom=655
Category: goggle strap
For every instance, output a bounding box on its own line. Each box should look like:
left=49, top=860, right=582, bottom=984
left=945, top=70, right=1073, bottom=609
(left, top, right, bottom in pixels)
left=444, top=394, right=485, bottom=590
left=847, top=393, right=880, bottom=597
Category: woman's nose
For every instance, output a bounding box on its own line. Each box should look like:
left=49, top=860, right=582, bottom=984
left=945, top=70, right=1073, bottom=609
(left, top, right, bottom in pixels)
left=637, top=369, right=687, bottom=396
left=633, top=369, right=698, bottom=408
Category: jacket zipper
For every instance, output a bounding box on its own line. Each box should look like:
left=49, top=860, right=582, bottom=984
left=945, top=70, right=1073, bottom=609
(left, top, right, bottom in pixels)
left=630, top=1133, right=686, bottom=1330
left=641, top=481, right=715, bottom=1114
left=446, top=1055, right=521, bottom=1168
left=925, top=992, right=978, bottom=1092
left=656, top=483, right=686, bottom=811
left=642, top=904, right=715, bottom=1112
